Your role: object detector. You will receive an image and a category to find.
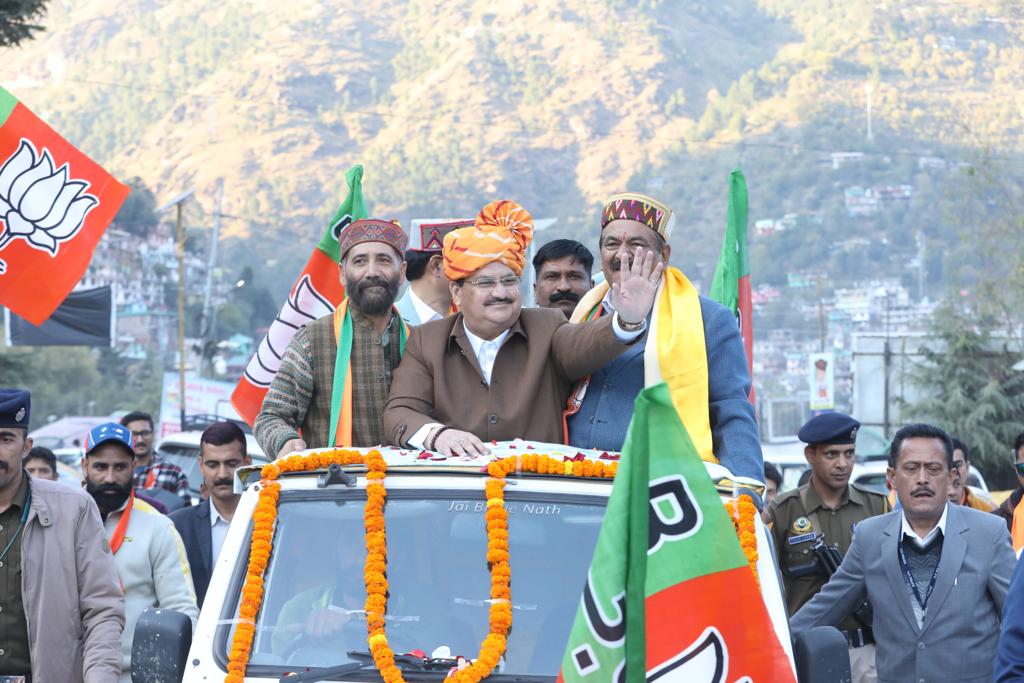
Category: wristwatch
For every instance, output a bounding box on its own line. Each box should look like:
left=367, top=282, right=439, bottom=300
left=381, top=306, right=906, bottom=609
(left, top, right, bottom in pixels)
left=615, top=312, right=646, bottom=332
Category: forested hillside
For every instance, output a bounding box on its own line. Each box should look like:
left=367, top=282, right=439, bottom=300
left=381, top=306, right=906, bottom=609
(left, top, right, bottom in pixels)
left=4, top=0, right=1022, bottom=306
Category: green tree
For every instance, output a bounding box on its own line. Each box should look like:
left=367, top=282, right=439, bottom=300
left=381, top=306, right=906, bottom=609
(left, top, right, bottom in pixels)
left=902, top=306, right=1024, bottom=487
left=0, top=0, right=47, bottom=47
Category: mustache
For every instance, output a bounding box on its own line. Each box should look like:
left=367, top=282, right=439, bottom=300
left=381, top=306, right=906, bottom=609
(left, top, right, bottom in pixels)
left=912, top=485, right=935, bottom=497
left=212, top=478, right=233, bottom=487
left=485, top=297, right=515, bottom=305
left=548, top=290, right=581, bottom=304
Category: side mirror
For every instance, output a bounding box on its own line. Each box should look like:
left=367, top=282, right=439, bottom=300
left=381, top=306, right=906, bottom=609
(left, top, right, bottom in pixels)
left=131, top=608, right=193, bottom=683
left=792, top=625, right=852, bottom=683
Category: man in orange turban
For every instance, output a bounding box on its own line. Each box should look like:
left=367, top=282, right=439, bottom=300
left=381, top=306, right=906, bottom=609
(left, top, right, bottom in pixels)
left=383, top=199, right=664, bottom=456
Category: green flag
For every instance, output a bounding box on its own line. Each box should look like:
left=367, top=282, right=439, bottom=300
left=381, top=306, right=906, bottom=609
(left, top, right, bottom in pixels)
left=710, top=169, right=754, bottom=399
left=558, top=384, right=794, bottom=682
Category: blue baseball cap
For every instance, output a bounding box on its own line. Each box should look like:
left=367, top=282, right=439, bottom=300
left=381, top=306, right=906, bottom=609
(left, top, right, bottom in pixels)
left=85, top=422, right=135, bottom=457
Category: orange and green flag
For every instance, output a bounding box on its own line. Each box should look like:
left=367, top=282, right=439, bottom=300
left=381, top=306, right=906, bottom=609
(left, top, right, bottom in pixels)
left=230, top=165, right=366, bottom=425
left=710, top=169, right=754, bottom=402
left=558, top=383, right=794, bottom=683
left=0, top=86, right=130, bottom=325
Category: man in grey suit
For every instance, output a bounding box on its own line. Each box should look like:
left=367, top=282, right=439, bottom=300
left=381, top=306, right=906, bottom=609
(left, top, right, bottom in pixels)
left=791, top=423, right=1015, bottom=683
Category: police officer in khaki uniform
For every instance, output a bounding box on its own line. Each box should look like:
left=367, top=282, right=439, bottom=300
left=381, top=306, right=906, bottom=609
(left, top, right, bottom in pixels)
left=767, top=412, right=888, bottom=683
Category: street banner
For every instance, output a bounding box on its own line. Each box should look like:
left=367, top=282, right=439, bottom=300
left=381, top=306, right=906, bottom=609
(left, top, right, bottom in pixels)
left=5, top=284, right=114, bottom=346
left=159, top=372, right=241, bottom=437
left=230, top=165, right=367, bottom=424
left=558, top=384, right=794, bottom=683
left=0, top=86, right=130, bottom=324
left=709, top=169, right=754, bottom=402
left=809, top=351, right=835, bottom=411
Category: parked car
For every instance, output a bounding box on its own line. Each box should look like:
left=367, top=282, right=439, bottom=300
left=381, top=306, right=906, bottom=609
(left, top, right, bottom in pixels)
left=132, top=442, right=850, bottom=682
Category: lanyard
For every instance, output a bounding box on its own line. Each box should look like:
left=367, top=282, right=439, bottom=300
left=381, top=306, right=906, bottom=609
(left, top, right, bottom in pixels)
left=897, top=539, right=940, bottom=611
left=0, top=485, right=32, bottom=564
left=109, top=490, right=135, bottom=555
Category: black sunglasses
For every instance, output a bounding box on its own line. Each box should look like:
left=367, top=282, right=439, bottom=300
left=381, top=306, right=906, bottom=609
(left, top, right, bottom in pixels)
left=1015, top=463, right=1024, bottom=477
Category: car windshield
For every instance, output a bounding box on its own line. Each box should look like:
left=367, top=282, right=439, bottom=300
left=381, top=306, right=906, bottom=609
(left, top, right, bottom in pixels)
left=156, top=443, right=202, bottom=498
left=225, top=489, right=604, bottom=679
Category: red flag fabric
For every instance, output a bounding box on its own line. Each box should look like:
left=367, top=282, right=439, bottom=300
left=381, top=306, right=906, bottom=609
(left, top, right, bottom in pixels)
left=0, top=87, right=129, bottom=325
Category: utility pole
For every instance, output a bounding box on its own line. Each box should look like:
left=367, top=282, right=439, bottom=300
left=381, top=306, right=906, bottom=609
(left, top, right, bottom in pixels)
left=175, top=202, right=186, bottom=429
left=201, top=178, right=224, bottom=377
left=816, top=275, right=826, bottom=352
left=864, top=82, right=874, bottom=143
left=157, top=189, right=195, bottom=432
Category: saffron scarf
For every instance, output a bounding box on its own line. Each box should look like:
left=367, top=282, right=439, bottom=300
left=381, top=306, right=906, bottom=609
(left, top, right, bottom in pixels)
left=1012, top=496, right=1024, bottom=554
left=327, top=300, right=409, bottom=446
left=566, top=267, right=715, bottom=464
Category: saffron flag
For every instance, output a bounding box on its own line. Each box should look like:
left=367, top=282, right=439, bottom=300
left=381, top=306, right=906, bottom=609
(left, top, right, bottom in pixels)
left=558, top=384, right=795, bottom=683
left=709, top=169, right=754, bottom=402
left=230, top=165, right=367, bottom=425
left=0, top=86, right=130, bottom=325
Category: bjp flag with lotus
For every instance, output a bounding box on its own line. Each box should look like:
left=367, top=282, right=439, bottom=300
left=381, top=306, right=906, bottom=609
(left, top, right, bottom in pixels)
left=0, top=86, right=130, bottom=325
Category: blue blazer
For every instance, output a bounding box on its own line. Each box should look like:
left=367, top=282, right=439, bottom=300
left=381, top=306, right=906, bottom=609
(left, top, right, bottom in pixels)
left=568, top=295, right=763, bottom=482
left=995, top=547, right=1024, bottom=681
left=169, top=499, right=213, bottom=608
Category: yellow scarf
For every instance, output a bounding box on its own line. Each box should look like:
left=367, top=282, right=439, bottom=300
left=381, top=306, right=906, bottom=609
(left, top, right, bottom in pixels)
left=569, top=267, right=715, bottom=463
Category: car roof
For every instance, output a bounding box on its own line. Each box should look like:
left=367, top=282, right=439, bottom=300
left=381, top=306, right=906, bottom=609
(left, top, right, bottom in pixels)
left=158, top=430, right=265, bottom=457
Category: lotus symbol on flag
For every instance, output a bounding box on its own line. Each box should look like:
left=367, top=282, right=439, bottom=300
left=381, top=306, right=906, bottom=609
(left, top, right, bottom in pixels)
left=0, top=139, right=98, bottom=270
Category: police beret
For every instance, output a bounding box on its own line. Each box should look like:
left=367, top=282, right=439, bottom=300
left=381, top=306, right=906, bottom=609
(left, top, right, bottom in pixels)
left=798, top=412, right=860, bottom=446
left=0, top=389, right=30, bottom=429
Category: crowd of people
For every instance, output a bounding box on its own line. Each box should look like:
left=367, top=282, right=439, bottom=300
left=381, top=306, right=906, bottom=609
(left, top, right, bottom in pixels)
left=3, top=190, right=1024, bottom=682
left=763, top=411, right=1024, bottom=683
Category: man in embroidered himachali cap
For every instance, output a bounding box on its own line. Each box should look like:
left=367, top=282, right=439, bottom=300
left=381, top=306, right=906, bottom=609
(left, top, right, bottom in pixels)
left=383, top=199, right=662, bottom=456
left=255, top=218, right=410, bottom=458
left=566, top=192, right=765, bottom=490
left=395, top=218, right=473, bottom=325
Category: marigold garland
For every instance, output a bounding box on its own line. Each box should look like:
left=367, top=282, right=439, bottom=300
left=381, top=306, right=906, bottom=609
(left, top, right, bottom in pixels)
left=724, top=494, right=760, bottom=583
left=223, top=449, right=755, bottom=682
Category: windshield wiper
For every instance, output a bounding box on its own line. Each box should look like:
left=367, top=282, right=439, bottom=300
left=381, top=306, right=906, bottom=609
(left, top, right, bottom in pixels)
left=346, top=649, right=456, bottom=671
left=278, top=660, right=372, bottom=682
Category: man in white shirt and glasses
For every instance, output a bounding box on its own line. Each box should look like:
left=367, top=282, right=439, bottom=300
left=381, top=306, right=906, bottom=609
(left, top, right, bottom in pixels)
left=383, top=199, right=661, bottom=456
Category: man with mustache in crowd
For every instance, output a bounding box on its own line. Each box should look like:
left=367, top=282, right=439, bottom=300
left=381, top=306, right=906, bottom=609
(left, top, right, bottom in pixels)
left=792, top=423, right=1015, bottom=683
left=82, top=422, right=198, bottom=683
left=767, top=413, right=888, bottom=683
left=171, top=421, right=252, bottom=608
left=255, top=219, right=410, bottom=457
left=384, top=200, right=659, bottom=455
left=566, top=192, right=764, bottom=494
left=395, top=218, right=472, bottom=325
left=532, top=239, right=595, bottom=318
left=0, top=390, right=124, bottom=682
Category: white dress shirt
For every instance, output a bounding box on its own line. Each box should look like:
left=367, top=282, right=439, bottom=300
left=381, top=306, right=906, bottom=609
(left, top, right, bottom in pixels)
left=210, top=502, right=231, bottom=562
left=408, top=313, right=644, bottom=449
left=900, top=502, right=948, bottom=548
left=408, top=287, right=444, bottom=324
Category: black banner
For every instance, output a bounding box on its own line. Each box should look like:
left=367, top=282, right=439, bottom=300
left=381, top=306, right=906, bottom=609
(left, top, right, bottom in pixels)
left=5, top=285, right=114, bottom=347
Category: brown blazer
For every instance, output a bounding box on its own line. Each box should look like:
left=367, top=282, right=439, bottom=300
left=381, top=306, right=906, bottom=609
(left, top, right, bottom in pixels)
left=383, top=307, right=632, bottom=446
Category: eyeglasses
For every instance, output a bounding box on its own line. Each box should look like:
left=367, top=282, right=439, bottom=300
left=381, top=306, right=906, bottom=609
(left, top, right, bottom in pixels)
left=1015, top=463, right=1024, bottom=477
left=130, top=430, right=153, bottom=439
left=464, top=275, right=521, bottom=291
